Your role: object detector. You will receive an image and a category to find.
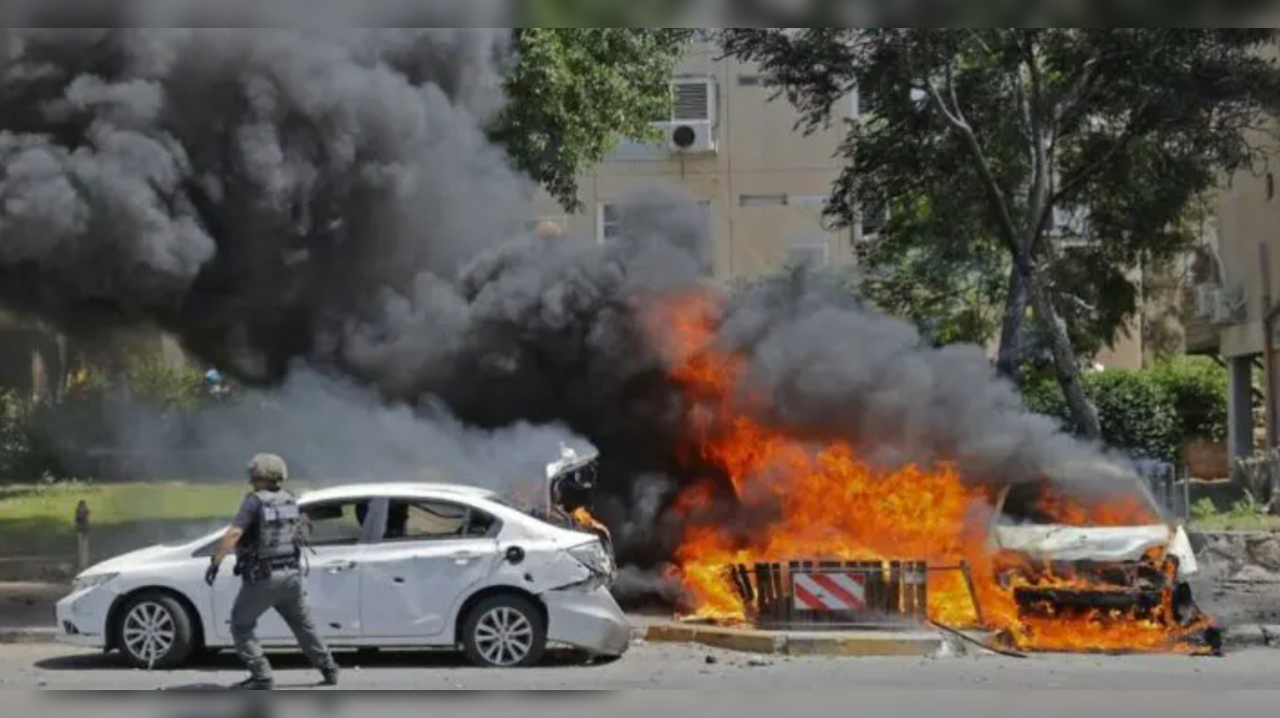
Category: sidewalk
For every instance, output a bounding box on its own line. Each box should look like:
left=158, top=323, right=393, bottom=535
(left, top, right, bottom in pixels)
left=0, top=582, right=65, bottom=642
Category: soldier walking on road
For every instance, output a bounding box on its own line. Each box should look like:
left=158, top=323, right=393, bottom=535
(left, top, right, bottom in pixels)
left=206, top=454, right=341, bottom=690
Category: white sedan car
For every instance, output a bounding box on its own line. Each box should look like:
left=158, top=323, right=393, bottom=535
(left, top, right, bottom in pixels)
left=55, top=482, right=630, bottom=670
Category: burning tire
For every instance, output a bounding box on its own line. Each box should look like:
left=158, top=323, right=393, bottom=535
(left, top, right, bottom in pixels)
left=461, top=595, right=548, bottom=668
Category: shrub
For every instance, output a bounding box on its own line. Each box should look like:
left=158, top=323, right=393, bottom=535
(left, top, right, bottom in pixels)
left=1023, top=368, right=1181, bottom=462
left=122, top=356, right=208, bottom=410
left=1148, top=357, right=1228, bottom=443
left=65, top=355, right=208, bottom=410
left=0, top=391, right=69, bottom=482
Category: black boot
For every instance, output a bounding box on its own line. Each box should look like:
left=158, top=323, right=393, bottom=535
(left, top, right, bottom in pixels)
left=234, top=677, right=275, bottom=691
left=320, top=666, right=340, bottom=687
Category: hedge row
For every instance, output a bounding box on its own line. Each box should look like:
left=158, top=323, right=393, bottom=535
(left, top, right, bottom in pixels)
left=1022, top=357, right=1229, bottom=463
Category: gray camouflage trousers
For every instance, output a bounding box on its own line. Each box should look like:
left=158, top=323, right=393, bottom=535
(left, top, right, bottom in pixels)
left=231, top=569, right=337, bottom=682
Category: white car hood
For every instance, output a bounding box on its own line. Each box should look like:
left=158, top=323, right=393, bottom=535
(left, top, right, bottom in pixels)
left=79, top=531, right=221, bottom=578
left=994, top=524, right=1199, bottom=576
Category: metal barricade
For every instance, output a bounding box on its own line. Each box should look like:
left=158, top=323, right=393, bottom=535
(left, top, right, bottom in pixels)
left=724, top=560, right=982, bottom=631
left=1132, top=458, right=1191, bottom=521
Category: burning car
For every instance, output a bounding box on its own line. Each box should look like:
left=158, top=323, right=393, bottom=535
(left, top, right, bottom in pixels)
left=987, top=460, right=1218, bottom=653
left=55, top=445, right=630, bottom=670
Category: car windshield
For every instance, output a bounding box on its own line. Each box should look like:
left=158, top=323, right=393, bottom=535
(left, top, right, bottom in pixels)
left=999, top=479, right=1163, bottom=528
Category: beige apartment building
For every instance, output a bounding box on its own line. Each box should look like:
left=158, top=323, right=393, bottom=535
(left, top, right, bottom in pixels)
left=1185, top=35, right=1280, bottom=467
left=1194, top=163, right=1278, bottom=465
left=530, top=37, right=1147, bottom=370
left=529, top=37, right=860, bottom=281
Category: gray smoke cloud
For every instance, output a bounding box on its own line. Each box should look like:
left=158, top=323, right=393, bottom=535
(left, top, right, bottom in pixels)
left=715, top=271, right=1091, bottom=484
left=0, top=21, right=1139, bottom=590
left=49, top=369, right=587, bottom=496
left=0, top=18, right=527, bottom=384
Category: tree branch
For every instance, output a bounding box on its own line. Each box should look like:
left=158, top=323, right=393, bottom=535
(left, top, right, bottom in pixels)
left=924, top=61, right=1027, bottom=266
left=1022, top=32, right=1052, bottom=254
left=1049, top=106, right=1148, bottom=208
left=1053, top=53, right=1103, bottom=126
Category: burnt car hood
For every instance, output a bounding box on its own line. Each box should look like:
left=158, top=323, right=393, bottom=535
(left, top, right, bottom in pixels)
left=994, top=524, right=1199, bottom=576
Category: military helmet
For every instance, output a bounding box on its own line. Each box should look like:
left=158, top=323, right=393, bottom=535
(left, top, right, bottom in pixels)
left=248, top=453, right=289, bottom=483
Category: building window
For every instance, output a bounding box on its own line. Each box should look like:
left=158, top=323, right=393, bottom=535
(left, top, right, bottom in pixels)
left=858, top=201, right=889, bottom=241
left=739, top=194, right=789, bottom=208
left=738, top=75, right=762, bottom=87
left=789, top=195, right=829, bottom=210
left=1268, top=173, right=1275, bottom=201
left=597, top=203, right=621, bottom=243
left=787, top=244, right=830, bottom=269
left=600, top=200, right=714, bottom=247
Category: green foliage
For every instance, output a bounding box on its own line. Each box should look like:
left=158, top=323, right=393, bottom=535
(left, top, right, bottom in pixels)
left=722, top=29, right=1280, bottom=434
left=120, top=356, right=207, bottom=410
left=1149, top=357, right=1229, bottom=443
left=1191, top=491, right=1277, bottom=530
left=1190, top=497, right=1220, bottom=524
left=857, top=197, right=1009, bottom=347
left=1023, top=368, right=1180, bottom=462
left=520, top=0, right=690, bottom=25
left=1, top=356, right=210, bottom=483
left=494, top=29, right=694, bottom=211
left=1023, top=358, right=1231, bottom=462
left=0, top=391, right=68, bottom=481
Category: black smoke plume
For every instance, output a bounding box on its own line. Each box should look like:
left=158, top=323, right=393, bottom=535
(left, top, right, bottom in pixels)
left=0, top=21, right=1124, bottom=584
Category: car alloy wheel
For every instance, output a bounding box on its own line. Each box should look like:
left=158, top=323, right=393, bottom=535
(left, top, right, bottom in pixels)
left=122, top=600, right=179, bottom=667
left=473, top=606, right=536, bottom=667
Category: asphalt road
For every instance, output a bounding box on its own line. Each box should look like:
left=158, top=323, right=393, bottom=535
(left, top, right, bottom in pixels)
left=3, top=642, right=1280, bottom=690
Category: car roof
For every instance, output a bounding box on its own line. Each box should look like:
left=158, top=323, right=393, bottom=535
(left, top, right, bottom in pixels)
left=299, top=482, right=503, bottom=505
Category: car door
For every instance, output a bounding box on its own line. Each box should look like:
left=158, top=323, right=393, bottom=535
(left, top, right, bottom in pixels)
left=359, top=497, right=501, bottom=640
left=213, top=497, right=375, bottom=642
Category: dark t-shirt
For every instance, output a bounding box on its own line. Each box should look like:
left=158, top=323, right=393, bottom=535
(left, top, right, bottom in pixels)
left=233, top=494, right=263, bottom=533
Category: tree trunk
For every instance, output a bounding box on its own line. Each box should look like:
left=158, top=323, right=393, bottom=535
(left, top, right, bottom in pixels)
left=995, top=265, right=1029, bottom=379
left=1019, top=262, right=1103, bottom=441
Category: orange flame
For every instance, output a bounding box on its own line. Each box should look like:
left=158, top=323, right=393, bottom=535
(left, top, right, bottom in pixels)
left=647, top=291, right=1213, bottom=654
left=573, top=507, right=611, bottom=539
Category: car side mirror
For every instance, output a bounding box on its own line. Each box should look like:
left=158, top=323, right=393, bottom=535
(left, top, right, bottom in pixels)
left=505, top=546, right=526, bottom=566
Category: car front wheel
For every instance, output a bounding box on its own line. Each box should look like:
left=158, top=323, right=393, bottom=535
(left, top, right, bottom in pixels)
left=115, top=592, right=197, bottom=670
left=461, top=595, right=547, bottom=668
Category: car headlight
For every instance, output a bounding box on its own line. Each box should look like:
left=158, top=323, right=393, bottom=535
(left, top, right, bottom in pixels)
left=73, top=573, right=118, bottom=592
left=568, top=542, right=614, bottom=579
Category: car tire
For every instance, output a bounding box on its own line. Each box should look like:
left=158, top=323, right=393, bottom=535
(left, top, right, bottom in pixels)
left=461, top=595, right=547, bottom=669
left=115, top=592, right=198, bottom=670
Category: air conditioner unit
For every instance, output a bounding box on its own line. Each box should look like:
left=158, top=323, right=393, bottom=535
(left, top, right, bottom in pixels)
left=655, top=77, right=719, bottom=155
left=658, top=120, right=718, bottom=154
left=1195, top=282, right=1220, bottom=319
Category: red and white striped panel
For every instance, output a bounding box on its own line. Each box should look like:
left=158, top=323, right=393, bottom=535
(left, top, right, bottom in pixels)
left=793, top=572, right=868, bottom=612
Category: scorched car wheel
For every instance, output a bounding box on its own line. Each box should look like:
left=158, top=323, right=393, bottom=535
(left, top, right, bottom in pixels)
left=114, top=592, right=197, bottom=670
left=461, top=595, right=547, bottom=668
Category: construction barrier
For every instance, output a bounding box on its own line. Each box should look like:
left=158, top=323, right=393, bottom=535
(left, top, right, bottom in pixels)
left=725, top=560, right=976, bottom=631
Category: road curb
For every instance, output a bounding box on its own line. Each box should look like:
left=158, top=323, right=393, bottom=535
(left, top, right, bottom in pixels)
left=0, top=629, right=57, bottom=646
left=1223, top=625, right=1277, bottom=650
left=643, top=623, right=944, bottom=658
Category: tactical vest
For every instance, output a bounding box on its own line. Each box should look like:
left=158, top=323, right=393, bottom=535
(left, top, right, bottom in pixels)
left=238, top=490, right=302, bottom=574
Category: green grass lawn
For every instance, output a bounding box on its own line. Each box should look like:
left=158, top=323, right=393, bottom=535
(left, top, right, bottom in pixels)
left=1190, top=513, right=1280, bottom=532
left=0, top=482, right=253, bottom=560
